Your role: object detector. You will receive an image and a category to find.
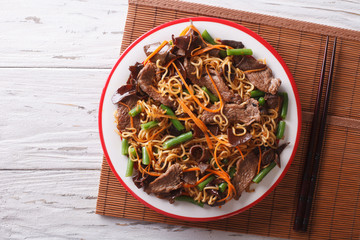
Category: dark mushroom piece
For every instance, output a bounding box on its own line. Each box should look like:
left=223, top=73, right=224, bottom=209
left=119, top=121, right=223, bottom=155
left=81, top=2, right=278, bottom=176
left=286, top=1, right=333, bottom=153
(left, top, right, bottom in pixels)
left=261, top=142, right=290, bottom=168
left=189, top=145, right=210, bottom=163
left=111, top=84, right=136, bottom=104
left=127, top=62, right=144, bottom=85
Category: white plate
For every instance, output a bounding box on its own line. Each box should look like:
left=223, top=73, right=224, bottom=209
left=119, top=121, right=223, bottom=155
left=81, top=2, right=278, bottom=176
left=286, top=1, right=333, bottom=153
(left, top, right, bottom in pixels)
left=99, top=17, right=301, bottom=221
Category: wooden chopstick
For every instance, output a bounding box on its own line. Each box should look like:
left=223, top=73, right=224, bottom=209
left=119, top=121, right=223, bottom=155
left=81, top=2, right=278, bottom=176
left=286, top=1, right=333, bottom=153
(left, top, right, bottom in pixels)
left=293, top=36, right=329, bottom=232
left=301, top=37, right=337, bottom=231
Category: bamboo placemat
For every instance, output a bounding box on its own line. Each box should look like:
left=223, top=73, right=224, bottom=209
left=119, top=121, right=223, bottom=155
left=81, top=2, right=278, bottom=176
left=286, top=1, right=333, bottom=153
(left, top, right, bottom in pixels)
left=96, top=0, right=360, bottom=239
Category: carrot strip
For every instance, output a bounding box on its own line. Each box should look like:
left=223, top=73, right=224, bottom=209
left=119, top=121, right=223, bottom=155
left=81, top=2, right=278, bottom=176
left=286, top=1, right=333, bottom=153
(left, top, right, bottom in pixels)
left=257, top=146, right=262, bottom=175
left=164, top=57, right=179, bottom=68
left=188, top=25, right=213, bottom=47
left=179, top=25, right=190, bottom=36
left=147, top=144, right=154, bottom=161
left=143, top=40, right=168, bottom=65
left=183, top=183, right=195, bottom=188
left=148, top=125, right=167, bottom=141
left=138, top=160, right=161, bottom=177
left=173, top=62, right=223, bottom=113
left=143, top=167, right=161, bottom=177
left=177, top=98, right=213, bottom=149
left=205, top=65, right=224, bottom=110
left=183, top=173, right=218, bottom=187
left=213, top=142, right=236, bottom=202
left=244, top=67, right=267, bottom=74
left=191, top=45, right=231, bottom=56
left=183, top=166, right=235, bottom=202
left=206, top=168, right=235, bottom=203
left=184, top=172, right=214, bottom=188
left=236, top=146, right=245, bottom=160
left=183, top=167, right=200, bottom=172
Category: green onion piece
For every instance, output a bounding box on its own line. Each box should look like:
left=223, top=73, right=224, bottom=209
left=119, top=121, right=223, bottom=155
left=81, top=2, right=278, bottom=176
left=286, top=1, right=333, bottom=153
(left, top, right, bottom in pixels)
left=142, top=146, right=150, bottom=165
left=121, top=139, right=129, bottom=155
left=229, top=166, right=236, bottom=179
left=160, top=104, right=185, bottom=131
left=227, top=48, right=253, bottom=56
left=128, top=105, right=142, bottom=117
left=183, top=89, right=190, bottom=94
left=163, top=131, right=193, bottom=149
left=129, top=146, right=137, bottom=157
left=201, top=29, right=216, bottom=45
left=250, top=90, right=265, bottom=98
left=252, top=161, right=277, bottom=183
left=219, top=182, right=228, bottom=193
left=219, top=50, right=227, bottom=58
left=276, top=120, right=286, bottom=139
left=175, top=195, right=204, bottom=207
left=280, top=92, right=288, bottom=119
left=125, top=158, right=134, bottom=177
left=201, top=87, right=219, bottom=103
left=258, top=97, right=265, bottom=106
left=197, top=175, right=215, bottom=191
left=141, top=120, right=158, bottom=130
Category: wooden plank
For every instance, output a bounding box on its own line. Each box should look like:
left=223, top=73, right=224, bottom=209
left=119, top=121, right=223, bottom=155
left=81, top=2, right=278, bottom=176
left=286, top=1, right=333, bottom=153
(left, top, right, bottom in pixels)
left=0, top=170, right=265, bottom=240
left=0, top=68, right=107, bottom=170
left=0, top=0, right=127, bottom=68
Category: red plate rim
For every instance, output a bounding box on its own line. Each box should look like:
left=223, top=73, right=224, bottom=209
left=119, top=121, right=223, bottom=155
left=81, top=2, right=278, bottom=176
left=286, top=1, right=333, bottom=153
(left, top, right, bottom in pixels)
left=98, top=17, right=302, bottom=222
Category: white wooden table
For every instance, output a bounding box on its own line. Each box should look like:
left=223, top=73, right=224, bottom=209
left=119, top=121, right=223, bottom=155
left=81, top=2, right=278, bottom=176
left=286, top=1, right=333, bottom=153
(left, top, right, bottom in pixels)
left=1, top=0, right=359, bottom=239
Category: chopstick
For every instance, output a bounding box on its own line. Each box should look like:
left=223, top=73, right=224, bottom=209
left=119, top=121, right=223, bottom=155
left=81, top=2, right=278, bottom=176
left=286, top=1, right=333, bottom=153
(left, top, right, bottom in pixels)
left=293, top=36, right=337, bottom=232
left=293, top=36, right=329, bottom=231
left=301, top=37, right=337, bottom=231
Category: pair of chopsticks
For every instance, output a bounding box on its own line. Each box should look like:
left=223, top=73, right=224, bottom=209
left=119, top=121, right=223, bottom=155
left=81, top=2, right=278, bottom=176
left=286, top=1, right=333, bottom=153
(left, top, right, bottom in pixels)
left=293, top=36, right=337, bottom=232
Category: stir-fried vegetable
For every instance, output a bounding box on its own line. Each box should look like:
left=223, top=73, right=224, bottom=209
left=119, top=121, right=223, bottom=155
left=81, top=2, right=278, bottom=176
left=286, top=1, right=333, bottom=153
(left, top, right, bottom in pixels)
left=280, top=92, right=288, bottom=119
left=141, top=120, right=158, bottom=130
left=125, top=158, right=134, bottom=177
left=160, top=104, right=185, bottom=131
left=253, top=161, right=277, bottom=183
left=142, top=146, right=150, bottom=165
left=163, top=131, right=193, bottom=149
left=227, top=48, right=253, bottom=55
left=219, top=182, right=228, bottom=193
left=121, top=139, right=129, bottom=155
left=250, top=89, right=265, bottom=98
left=276, top=120, right=286, bottom=139
left=201, top=29, right=216, bottom=45
left=201, top=86, right=219, bottom=103
left=129, top=146, right=137, bottom=157
left=229, top=166, right=236, bottom=178
left=128, top=105, right=142, bottom=117
left=197, top=175, right=215, bottom=191
left=258, top=97, right=265, bottom=106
